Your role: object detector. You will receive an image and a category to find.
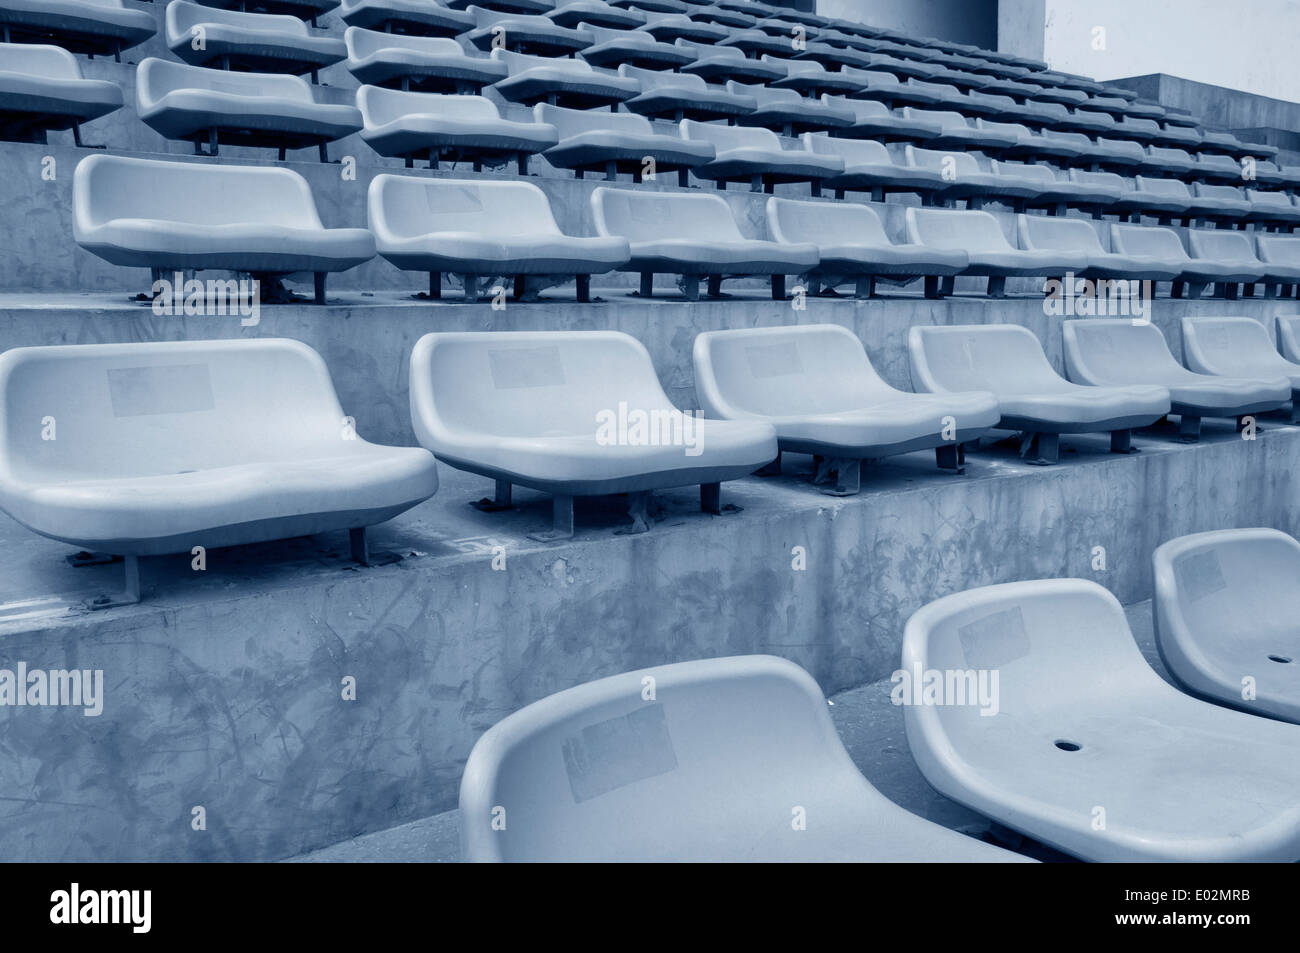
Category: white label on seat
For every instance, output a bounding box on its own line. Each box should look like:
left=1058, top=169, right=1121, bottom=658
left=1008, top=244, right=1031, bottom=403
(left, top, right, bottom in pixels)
left=1176, top=551, right=1226, bottom=602
left=744, top=342, right=802, bottom=379
left=107, top=364, right=215, bottom=417
left=562, top=703, right=678, bottom=803
left=958, top=606, right=1031, bottom=669
left=488, top=346, right=565, bottom=389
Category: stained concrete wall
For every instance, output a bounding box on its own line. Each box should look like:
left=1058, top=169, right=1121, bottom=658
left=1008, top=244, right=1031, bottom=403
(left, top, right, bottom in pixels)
left=818, top=0, right=999, bottom=47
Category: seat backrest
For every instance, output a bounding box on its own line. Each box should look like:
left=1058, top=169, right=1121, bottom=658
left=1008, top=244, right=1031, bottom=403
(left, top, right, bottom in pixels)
left=766, top=195, right=889, bottom=247
left=992, top=160, right=1057, bottom=184
left=1117, top=116, right=1160, bottom=136
left=459, top=654, right=859, bottom=862
left=725, top=80, right=799, bottom=106
left=680, top=117, right=780, bottom=151
left=904, top=108, right=968, bottom=132
left=976, top=118, right=1033, bottom=138
left=1195, top=182, right=1245, bottom=202
left=777, top=58, right=826, bottom=78
left=1110, top=223, right=1189, bottom=261
left=1015, top=213, right=1103, bottom=254
left=905, top=207, right=1013, bottom=252
left=346, top=27, right=468, bottom=61
left=1256, top=233, right=1300, bottom=267
left=591, top=185, right=745, bottom=243
left=1275, top=314, right=1300, bottom=363
left=535, top=101, right=651, bottom=137
left=908, top=323, right=1065, bottom=394
left=73, top=154, right=322, bottom=231
left=471, top=4, right=547, bottom=27
left=681, top=40, right=745, bottom=62
left=1196, top=153, right=1240, bottom=175
left=359, top=86, right=500, bottom=127
left=0, top=42, right=83, bottom=80
left=494, top=47, right=592, bottom=74
left=409, top=330, right=674, bottom=445
left=694, top=322, right=893, bottom=419
left=1044, top=130, right=1093, bottom=149
left=1148, top=145, right=1192, bottom=163
left=619, top=62, right=702, bottom=90
left=167, top=0, right=308, bottom=39
left=825, top=95, right=890, bottom=121
left=368, top=175, right=561, bottom=243
left=1062, top=318, right=1184, bottom=384
left=802, top=132, right=888, bottom=164
left=1181, top=316, right=1288, bottom=377
left=1095, top=136, right=1145, bottom=160
left=0, top=339, right=348, bottom=484
left=1187, top=229, right=1259, bottom=263
left=1135, top=175, right=1191, bottom=198
left=1247, top=189, right=1293, bottom=210
left=137, top=57, right=312, bottom=109
left=905, top=144, right=978, bottom=176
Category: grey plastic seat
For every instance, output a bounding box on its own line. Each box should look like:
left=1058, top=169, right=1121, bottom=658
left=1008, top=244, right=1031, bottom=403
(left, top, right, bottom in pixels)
left=490, top=48, right=639, bottom=107
left=769, top=58, right=863, bottom=97
left=578, top=22, right=690, bottom=68
left=345, top=27, right=506, bottom=93
left=904, top=147, right=1036, bottom=208
left=725, top=80, right=853, bottom=137
left=823, top=95, right=942, bottom=143
left=1189, top=183, right=1254, bottom=224
left=973, top=119, right=1073, bottom=161
left=1245, top=190, right=1300, bottom=228
left=410, top=331, right=777, bottom=538
left=680, top=119, right=843, bottom=194
left=549, top=0, right=645, bottom=29
left=803, top=135, right=945, bottom=202
left=1142, top=144, right=1198, bottom=177
left=136, top=58, right=363, bottom=161
left=358, top=87, right=556, bottom=172
left=1108, top=176, right=1198, bottom=222
left=0, top=0, right=154, bottom=59
left=368, top=175, right=628, bottom=302
left=465, top=6, right=590, bottom=56
left=1063, top=318, right=1290, bottom=440
left=443, top=0, right=552, bottom=13
left=900, top=107, right=1018, bottom=153
left=1016, top=214, right=1180, bottom=282
left=677, top=39, right=784, bottom=84
left=905, top=207, right=1087, bottom=298
left=904, top=578, right=1300, bottom=861
left=460, top=654, right=1032, bottom=862
left=695, top=324, right=996, bottom=490
left=191, top=0, right=339, bottom=22
left=719, top=26, right=796, bottom=58
left=591, top=186, right=818, bottom=300
left=74, top=154, right=374, bottom=302
left=848, top=70, right=948, bottom=108
left=0, top=339, right=437, bottom=606
left=1181, top=317, right=1300, bottom=407
left=537, top=102, right=712, bottom=183
left=619, top=65, right=754, bottom=122
left=993, top=160, right=1127, bottom=213
left=1110, top=224, right=1260, bottom=299
left=167, top=1, right=347, bottom=77
left=1191, top=150, right=1243, bottom=183
left=1186, top=230, right=1276, bottom=296
left=0, top=42, right=122, bottom=146
left=339, top=0, right=474, bottom=36
left=1154, top=529, right=1300, bottom=725
left=910, top=324, right=1168, bottom=462
left=637, top=9, right=726, bottom=42
left=1258, top=236, right=1300, bottom=299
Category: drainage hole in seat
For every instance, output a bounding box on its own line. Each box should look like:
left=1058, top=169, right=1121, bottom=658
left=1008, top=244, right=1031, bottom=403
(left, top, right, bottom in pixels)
left=1267, top=654, right=1293, bottom=664
left=1054, top=739, right=1082, bottom=752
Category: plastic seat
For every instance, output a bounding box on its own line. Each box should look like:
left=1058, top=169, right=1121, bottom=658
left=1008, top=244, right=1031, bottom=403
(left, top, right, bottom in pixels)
left=1111, top=224, right=1261, bottom=298
left=848, top=70, right=947, bottom=108
left=903, top=578, right=1300, bottom=861
left=368, top=175, right=628, bottom=302
left=1245, top=190, right=1300, bottom=228
left=1109, top=176, right=1198, bottom=222
left=680, top=119, right=842, bottom=194
left=168, top=1, right=347, bottom=76
left=1016, top=214, right=1180, bottom=282
left=769, top=58, right=862, bottom=97
left=727, top=81, right=854, bottom=136
left=904, top=147, right=1035, bottom=207
left=1258, top=235, right=1300, bottom=298
left=74, top=154, right=374, bottom=302
left=993, top=160, right=1128, bottom=213
left=1281, top=314, right=1300, bottom=361
left=443, top=0, right=552, bottom=12
left=188, top=0, right=339, bottom=21
left=1063, top=318, right=1289, bottom=440
left=719, top=26, right=796, bottom=58
left=578, top=22, right=691, bottom=68
left=900, top=107, right=1018, bottom=152
left=358, top=87, right=557, bottom=172
left=136, top=58, right=363, bottom=161
left=1186, top=230, right=1277, bottom=294
left=619, top=65, right=754, bottom=122
left=460, top=655, right=1032, bottom=861
left=682, top=2, right=754, bottom=29
left=0, top=338, right=437, bottom=605
left=591, top=186, right=818, bottom=300
left=1189, top=183, right=1254, bottom=223
left=537, top=101, right=711, bottom=183
left=910, top=324, right=1168, bottom=462
left=0, top=43, right=122, bottom=146
left=1193, top=151, right=1244, bottom=183
left=1142, top=144, right=1198, bottom=177
left=409, top=331, right=776, bottom=538
left=803, top=135, right=945, bottom=201
left=490, top=48, right=639, bottom=107
left=465, top=6, right=590, bottom=56
left=345, top=27, right=507, bottom=93
left=1181, top=317, right=1300, bottom=400
left=0, top=0, right=155, bottom=59
left=638, top=9, right=726, bottom=42
left=677, top=39, right=784, bottom=84
left=905, top=207, right=1088, bottom=298
left=973, top=119, right=1073, bottom=161
left=548, top=0, right=645, bottom=29
left=339, top=0, right=474, bottom=35
left=695, top=323, right=995, bottom=491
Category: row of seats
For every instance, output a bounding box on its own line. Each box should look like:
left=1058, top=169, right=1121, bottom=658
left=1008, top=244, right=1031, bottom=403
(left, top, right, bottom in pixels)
left=459, top=526, right=1300, bottom=861
left=69, top=154, right=1300, bottom=302
left=3, top=318, right=1297, bottom=601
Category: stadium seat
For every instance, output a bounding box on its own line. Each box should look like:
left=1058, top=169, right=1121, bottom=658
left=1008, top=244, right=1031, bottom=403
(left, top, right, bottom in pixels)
left=549, top=0, right=644, bottom=29
left=590, top=186, right=818, bottom=300
left=536, top=102, right=712, bottom=183
left=999, top=161, right=1124, bottom=214
left=900, top=108, right=1019, bottom=152
left=136, top=58, right=362, bottom=161
left=1281, top=314, right=1300, bottom=360
left=638, top=9, right=726, bottom=42
left=1142, top=144, right=1200, bottom=177
left=695, top=323, right=995, bottom=489
left=459, top=655, right=1032, bottom=861
left=1062, top=318, right=1290, bottom=440
left=619, top=65, right=754, bottom=122
left=490, top=48, right=639, bottom=107
left=578, top=22, right=691, bottom=68
left=1181, top=317, right=1300, bottom=407
left=677, top=39, right=784, bottom=84
left=1193, top=150, right=1246, bottom=183
left=1110, top=223, right=1262, bottom=298
left=444, top=0, right=552, bottom=12
left=910, top=324, right=1168, bottom=462
left=802, top=135, right=946, bottom=202
left=902, top=147, right=1028, bottom=208
left=339, top=0, right=475, bottom=36
left=905, top=207, right=1088, bottom=297
left=0, top=0, right=155, bottom=60
left=769, top=58, right=864, bottom=97
left=1257, top=235, right=1300, bottom=298
left=1016, top=214, right=1180, bottom=282
left=1189, top=183, right=1254, bottom=224
left=822, top=95, right=942, bottom=143
left=1109, top=176, right=1200, bottom=223
left=973, top=119, right=1073, bottom=161
left=1246, top=190, right=1300, bottom=229
left=368, top=175, right=628, bottom=302
left=903, top=578, right=1300, bottom=861
left=1154, top=528, right=1300, bottom=724
left=358, top=86, right=556, bottom=172
left=409, top=331, right=777, bottom=538
left=767, top=198, right=967, bottom=300
left=719, top=26, right=797, bottom=58
left=679, top=119, right=843, bottom=194
left=850, top=70, right=951, bottom=108
left=0, top=42, right=122, bottom=146
left=73, top=154, right=375, bottom=303
left=726, top=81, right=854, bottom=136
left=1186, top=230, right=1276, bottom=297
left=465, top=6, right=590, bottom=56
left=195, top=1, right=340, bottom=23
left=167, top=2, right=347, bottom=78
left=0, top=338, right=438, bottom=606
left=345, top=27, right=507, bottom=93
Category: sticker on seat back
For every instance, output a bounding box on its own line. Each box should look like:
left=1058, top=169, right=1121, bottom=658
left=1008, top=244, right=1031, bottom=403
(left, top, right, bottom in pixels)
left=744, top=342, right=802, bottom=378
left=107, top=364, right=215, bottom=417
left=488, top=346, right=565, bottom=389
left=958, top=605, right=1030, bottom=669
left=1175, top=550, right=1226, bottom=601
left=562, top=702, right=678, bottom=803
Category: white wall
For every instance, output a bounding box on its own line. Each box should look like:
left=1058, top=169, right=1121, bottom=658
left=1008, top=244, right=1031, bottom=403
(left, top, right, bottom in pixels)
left=1039, top=0, right=1300, bottom=103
